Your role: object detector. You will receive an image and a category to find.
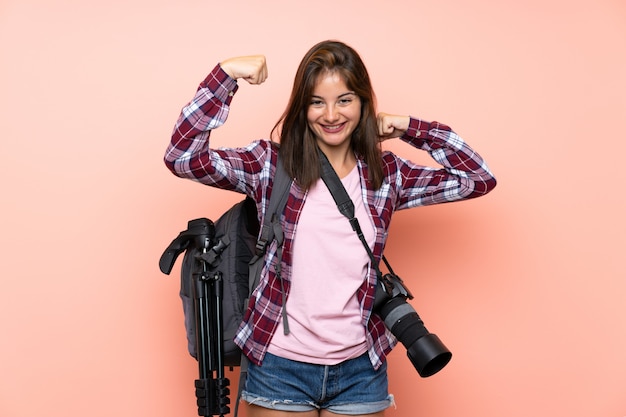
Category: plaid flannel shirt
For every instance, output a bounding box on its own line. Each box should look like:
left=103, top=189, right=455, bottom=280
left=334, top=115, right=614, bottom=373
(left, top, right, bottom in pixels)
left=165, top=64, right=497, bottom=369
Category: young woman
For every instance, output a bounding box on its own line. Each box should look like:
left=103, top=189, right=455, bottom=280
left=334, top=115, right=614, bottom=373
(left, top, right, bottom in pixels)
left=165, top=40, right=496, bottom=417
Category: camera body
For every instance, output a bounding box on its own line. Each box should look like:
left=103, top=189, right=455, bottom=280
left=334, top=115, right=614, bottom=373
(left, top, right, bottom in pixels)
left=373, top=272, right=452, bottom=377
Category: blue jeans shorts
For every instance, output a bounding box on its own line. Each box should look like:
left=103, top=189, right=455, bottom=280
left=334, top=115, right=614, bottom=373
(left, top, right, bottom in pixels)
left=241, top=352, right=394, bottom=415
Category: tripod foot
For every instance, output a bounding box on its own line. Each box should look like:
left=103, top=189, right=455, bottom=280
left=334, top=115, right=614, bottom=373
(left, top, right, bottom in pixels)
left=195, top=378, right=231, bottom=416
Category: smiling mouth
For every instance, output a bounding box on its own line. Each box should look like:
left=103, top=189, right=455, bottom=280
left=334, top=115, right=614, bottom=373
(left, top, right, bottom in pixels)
left=321, top=123, right=346, bottom=133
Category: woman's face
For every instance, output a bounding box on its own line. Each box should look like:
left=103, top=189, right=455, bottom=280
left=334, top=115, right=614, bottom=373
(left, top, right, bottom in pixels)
left=307, top=71, right=362, bottom=153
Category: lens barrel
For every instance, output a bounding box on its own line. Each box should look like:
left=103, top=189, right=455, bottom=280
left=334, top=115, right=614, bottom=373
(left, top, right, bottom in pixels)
left=406, top=333, right=452, bottom=377
left=378, top=297, right=452, bottom=377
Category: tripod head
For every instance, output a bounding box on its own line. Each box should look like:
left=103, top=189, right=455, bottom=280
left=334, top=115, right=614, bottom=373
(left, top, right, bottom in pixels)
left=192, top=218, right=215, bottom=252
left=159, top=218, right=216, bottom=275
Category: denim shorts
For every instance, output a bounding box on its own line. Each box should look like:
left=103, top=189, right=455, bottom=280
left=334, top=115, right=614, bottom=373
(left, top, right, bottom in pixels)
left=241, top=352, right=393, bottom=415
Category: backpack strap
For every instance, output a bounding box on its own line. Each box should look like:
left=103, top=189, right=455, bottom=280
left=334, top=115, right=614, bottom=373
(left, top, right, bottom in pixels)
left=247, top=156, right=291, bottom=300
left=235, top=155, right=291, bottom=417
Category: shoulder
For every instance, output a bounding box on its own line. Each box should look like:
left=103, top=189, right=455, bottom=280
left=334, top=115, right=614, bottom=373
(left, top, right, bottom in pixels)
left=380, top=150, right=404, bottom=177
left=238, top=139, right=278, bottom=159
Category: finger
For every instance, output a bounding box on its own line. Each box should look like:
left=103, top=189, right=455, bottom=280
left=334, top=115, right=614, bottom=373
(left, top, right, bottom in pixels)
left=379, top=120, right=393, bottom=137
left=252, top=63, right=268, bottom=85
left=245, top=71, right=264, bottom=85
left=255, top=57, right=267, bottom=83
left=377, top=114, right=385, bottom=136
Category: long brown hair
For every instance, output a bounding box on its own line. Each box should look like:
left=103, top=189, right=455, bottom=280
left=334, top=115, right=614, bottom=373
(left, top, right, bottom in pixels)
left=272, top=40, right=383, bottom=190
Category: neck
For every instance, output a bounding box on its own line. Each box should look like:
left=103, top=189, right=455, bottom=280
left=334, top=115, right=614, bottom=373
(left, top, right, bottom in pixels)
left=319, top=146, right=357, bottom=179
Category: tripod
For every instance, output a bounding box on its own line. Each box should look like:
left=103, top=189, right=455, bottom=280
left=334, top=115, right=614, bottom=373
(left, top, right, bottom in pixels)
left=190, top=218, right=231, bottom=417
left=159, top=159, right=293, bottom=416
left=160, top=218, right=231, bottom=416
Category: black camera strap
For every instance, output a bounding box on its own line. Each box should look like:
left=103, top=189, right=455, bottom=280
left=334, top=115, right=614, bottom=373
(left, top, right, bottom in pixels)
left=320, top=151, right=453, bottom=378
left=318, top=150, right=395, bottom=280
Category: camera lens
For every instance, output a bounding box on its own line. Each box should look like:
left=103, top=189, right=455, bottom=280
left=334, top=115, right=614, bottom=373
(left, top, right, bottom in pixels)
left=380, top=297, right=428, bottom=344
left=378, top=296, right=452, bottom=377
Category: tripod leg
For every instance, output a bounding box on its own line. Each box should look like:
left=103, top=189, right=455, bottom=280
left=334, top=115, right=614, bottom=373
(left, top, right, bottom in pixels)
left=194, top=274, right=215, bottom=417
left=194, top=269, right=230, bottom=417
left=213, top=276, right=231, bottom=413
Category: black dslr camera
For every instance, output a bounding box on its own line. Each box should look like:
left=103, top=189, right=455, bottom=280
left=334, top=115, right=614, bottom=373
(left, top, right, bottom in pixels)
left=373, top=271, right=452, bottom=377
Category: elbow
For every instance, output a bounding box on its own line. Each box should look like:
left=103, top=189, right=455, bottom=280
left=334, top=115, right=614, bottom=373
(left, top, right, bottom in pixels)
left=163, top=155, right=177, bottom=176
left=467, top=174, right=497, bottom=199
left=163, top=143, right=187, bottom=178
left=163, top=153, right=179, bottom=177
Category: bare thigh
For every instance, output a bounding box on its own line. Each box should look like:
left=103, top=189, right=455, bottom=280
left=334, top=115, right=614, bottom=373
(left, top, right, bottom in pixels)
left=321, top=409, right=385, bottom=417
left=246, top=403, right=385, bottom=417
left=245, top=403, right=318, bottom=417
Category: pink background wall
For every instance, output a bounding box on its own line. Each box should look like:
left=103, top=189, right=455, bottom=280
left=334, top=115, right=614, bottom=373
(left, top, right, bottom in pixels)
left=1, top=1, right=625, bottom=416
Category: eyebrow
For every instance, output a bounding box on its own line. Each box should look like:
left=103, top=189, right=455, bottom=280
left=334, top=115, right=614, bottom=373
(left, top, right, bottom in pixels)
left=310, top=92, right=357, bottom=99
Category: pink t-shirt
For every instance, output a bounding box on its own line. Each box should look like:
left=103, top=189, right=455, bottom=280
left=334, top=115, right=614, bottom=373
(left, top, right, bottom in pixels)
left=267, top=165, right=376, bottom=364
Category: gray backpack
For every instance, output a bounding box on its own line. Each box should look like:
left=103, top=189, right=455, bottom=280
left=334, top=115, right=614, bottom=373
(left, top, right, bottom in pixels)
left=159, top=197, right=258, bottom=364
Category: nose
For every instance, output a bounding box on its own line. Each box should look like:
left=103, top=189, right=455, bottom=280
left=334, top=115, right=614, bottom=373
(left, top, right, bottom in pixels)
left=323, top=105, right=339, bottom=122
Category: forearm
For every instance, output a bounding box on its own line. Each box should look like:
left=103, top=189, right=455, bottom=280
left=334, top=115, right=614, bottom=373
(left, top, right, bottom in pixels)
left=399, top=118, right=497, bottom=204
left=164, top=64, right=239, bottom=181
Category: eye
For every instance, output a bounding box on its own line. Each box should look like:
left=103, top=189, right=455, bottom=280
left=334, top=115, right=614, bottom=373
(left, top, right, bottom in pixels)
left=338, top=93, right=357, bottom=106
left=310, top=99, right=324, bottom=107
